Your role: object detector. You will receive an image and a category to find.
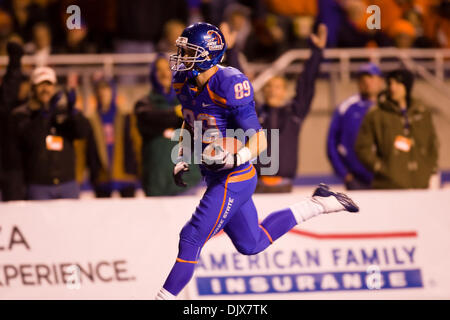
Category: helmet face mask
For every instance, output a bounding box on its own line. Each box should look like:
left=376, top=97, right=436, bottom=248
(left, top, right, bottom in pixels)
left=170, top=37, right=210, bottom=72
left=169, top=22, right=227, bottom=76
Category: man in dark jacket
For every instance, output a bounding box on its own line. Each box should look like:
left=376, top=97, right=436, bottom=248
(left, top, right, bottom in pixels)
left=11, top=66, right=90, bottom=200
left=0, top=41, right=26, bottom=201
left=355, top=69, right=439, bottom=189
left=254, top=24, right=327, bottom=192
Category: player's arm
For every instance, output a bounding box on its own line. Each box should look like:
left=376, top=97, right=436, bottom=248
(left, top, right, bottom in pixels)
left=203, top=70, right=266, bottom=170
left=246, top=129, right=267, bottom=159
left=292, top=24, right=326, bottom=119
left=236, top=110, right=267, bottom=164
left=202, top=101, right=266, bottom=171
left=173, top=120, right=190, bottom=187
left=218, top=126, right=267, bottom=172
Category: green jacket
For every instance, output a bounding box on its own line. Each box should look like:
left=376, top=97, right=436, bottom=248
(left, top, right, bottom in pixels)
left=355, top=94, right=439, bottom=189
left=134, top=93, right=201, bottom=196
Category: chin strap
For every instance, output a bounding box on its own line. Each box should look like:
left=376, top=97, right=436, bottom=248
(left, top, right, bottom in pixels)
left=187, top=63, right=213, bottom=79
left=187, top=69, right=200, bottom=78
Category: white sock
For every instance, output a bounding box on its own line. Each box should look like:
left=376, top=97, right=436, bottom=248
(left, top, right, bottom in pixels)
left=155, top=287, right=176, bottom=300
left=311, top=195, right=346, bottom=213
left=289, top=198, right=324, bottom=224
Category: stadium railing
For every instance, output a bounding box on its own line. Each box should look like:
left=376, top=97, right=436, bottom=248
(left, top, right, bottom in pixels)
left=1, top=48, right=449, bottom=109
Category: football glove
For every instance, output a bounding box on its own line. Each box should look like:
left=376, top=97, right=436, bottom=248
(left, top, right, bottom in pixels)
left=202, top=147, right=237, bottom=171
left=173, top=160, right=190, bottom=187
left=202, top=146, right=252, bottom=172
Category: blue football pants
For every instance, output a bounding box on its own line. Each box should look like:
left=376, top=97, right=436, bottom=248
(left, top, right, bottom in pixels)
left=163, top=164, right=297, bottom=296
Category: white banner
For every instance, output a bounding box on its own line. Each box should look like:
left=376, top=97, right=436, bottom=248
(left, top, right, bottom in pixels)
left=1, top=190, right=450, bottom=299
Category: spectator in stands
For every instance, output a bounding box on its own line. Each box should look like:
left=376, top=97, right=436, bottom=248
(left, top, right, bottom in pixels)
left=434, top=0, right=450, bottom=48
left=355, top=69, right=439, bottom=189
left=290, top=15, right=316, bottom=49
left=184, top=0, right=203, bottom=24
left=0, top=41, right=26, bottom=201
left=50, top=0, right=117, bottom=53
left=55, top=20, right=97, bottom=54
left=327, top=63, right=383, bottom=190
left=115, top=0, right=188, bottom=54
left=390, top=19, right=417, bottom=48
left=134, top=54, right=201, bottom=196
left=83, top=78, right=142, bottom=198
left=0, top=10, right=14, bottom=56
left=371, top=0, right=414, bottom=35
left=421, top=0, right=450, bottom=48
left=253, top=24, right=327, bottom=192
left=266, top=0, right=318, bottom=17
left=24, top=21, right=52, bottom=66
left=156, top=20, right=186, bottom=54
left=11, top=66, right=90, bottom=200
left=244, top=11, right=289, bottom=62
left=222, top=3, right=252, bottom=53
left=266, top=0, right=318, bottom=49
left=3, top=0, right=48, bottom=42
left=318, top=0, right=392, bottom=48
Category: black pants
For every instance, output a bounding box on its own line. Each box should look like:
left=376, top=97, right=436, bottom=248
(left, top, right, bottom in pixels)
left=345, top=177, right=372, bottom=190
left=0, top=170, right=26, bottom=201
left=94, top=185, right=136, bottom=198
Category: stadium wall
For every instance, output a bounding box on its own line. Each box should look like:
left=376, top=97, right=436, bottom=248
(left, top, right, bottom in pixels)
left=1, top=189, right=450, bottom=299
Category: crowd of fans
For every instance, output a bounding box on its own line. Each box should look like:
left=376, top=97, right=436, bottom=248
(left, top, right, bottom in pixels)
left=0, top=0, right=445, bottom=201
left=0, top=0, right=449, bottom=62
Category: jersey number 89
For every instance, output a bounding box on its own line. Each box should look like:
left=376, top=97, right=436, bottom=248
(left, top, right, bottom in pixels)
left=234, top=80, right=251, bottom=100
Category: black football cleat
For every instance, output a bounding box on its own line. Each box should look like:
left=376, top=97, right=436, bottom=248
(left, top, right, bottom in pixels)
left=312, top=183, right=359, bottom=213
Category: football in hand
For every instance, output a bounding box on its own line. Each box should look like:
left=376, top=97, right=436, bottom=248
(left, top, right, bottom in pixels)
left=203, top=137, right=243, bottom=161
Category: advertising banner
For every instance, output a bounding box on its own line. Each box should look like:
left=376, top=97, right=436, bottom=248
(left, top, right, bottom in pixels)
left=1, top=190, right=450, bottom=299
left=187, top=190, right=450, bottom=299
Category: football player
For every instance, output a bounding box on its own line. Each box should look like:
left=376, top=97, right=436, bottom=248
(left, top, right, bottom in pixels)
left=156, top=22, right=359, bottom=300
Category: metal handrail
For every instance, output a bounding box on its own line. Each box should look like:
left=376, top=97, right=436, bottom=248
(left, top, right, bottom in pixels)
left=1, top=48, right=449, bottom=74
left=1, top=48, right=449, bottom=105
left=251, top=48, right=450, bottom=91
left=1, top=48, right=449, bottom=64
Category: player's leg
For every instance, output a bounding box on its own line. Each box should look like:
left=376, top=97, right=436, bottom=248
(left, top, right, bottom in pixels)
left=224, top=197, right=276, bottom=255
left=156, top=239, right=200, bottom=300
left=221, top=167, right=297, bottom=255
left=225, top=183, right=359, bottom=255
left=156, top=187, right=218, bottom=299
left=224, top=197, right=323, bottom=256
left=156, top=172, right=250, bottom=299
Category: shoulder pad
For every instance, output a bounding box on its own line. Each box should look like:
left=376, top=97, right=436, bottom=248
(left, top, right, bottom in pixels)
left=207, top=66, right=254, bottom=107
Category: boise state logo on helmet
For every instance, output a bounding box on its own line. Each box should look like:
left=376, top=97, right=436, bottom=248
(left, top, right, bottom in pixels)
left=204, top=30, right=224, bottom=51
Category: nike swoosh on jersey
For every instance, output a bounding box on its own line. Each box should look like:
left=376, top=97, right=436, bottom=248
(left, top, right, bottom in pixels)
left=202, top=102, right=215, bottom=107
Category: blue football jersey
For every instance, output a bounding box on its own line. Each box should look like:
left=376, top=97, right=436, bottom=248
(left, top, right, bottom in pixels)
left=173, top=65, right=262, bottom=175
